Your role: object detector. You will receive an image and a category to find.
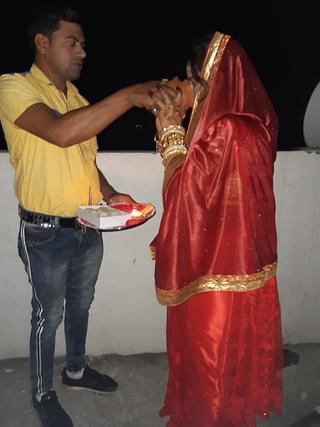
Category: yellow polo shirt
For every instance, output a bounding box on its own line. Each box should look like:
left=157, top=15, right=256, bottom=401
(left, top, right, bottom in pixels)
left=0, top=64, right=103, bottom=217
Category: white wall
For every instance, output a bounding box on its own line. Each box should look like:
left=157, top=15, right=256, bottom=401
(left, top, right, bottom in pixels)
left=274, top=150, right=320, bottom=344
left=1, top=150, right=320, bottom=360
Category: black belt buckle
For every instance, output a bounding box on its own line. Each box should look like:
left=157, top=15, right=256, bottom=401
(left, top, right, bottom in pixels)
left=19, top=207, right=55, bottom=228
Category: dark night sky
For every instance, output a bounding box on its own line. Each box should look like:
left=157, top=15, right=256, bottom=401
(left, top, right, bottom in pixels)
left=1, top=1, right=320, bottom=151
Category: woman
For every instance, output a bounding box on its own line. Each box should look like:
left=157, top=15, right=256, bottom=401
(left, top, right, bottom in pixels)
left=150, top=32, right=283, bottom=427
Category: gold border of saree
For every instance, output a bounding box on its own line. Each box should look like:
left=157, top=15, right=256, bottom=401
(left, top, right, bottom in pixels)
left=156, top=262, right=277, bottom=306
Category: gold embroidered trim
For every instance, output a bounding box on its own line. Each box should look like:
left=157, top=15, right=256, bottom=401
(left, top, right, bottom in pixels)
left=185, top=32, right=231, bottom=147
left=156, top=262, right=277, bottom=306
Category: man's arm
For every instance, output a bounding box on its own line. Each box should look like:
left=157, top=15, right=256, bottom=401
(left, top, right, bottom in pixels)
left=15, top=82, right=158, bottom=148
left=97, top=167, right=136, bottom=205
left=97, top=167, right=118, bottom=203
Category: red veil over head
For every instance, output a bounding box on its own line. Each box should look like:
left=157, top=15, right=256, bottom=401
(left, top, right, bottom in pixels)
left=152, top=32, right=279, bottom=306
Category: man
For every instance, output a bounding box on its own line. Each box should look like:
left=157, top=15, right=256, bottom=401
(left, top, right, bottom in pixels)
left=0, top=4, right=159, bottom=427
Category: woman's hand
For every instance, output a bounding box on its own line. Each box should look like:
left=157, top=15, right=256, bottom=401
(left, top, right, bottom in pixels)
left=151, top=86, right=184, bottom=133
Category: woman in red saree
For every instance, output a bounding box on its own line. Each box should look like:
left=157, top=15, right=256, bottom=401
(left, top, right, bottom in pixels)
left=151, top=32, right=283, bottom=427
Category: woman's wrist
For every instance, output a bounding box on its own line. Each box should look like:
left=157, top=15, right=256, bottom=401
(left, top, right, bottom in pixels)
left=158, top=124, right=185, bottom=142
left=155, top=124, right=188, bottom=165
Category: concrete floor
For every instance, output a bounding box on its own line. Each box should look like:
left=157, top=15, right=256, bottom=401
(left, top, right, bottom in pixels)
left=1, top=344, right=320, bottom=427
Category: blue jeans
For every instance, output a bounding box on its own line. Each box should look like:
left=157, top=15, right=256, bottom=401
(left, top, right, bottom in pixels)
left=18, top=221, right=103, bottom=395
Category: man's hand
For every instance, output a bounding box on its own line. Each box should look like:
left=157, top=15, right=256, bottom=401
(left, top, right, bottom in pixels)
left=108, top=193, right=137, bottom=205
left=125, top=81, right=161, bottom=110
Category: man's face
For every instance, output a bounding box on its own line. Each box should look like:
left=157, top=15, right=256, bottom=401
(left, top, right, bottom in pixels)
left=45, top=20, right=86, bottom=81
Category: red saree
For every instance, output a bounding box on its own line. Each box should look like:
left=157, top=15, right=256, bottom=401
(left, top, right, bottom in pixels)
left=152, top=33, right=283, bottom=426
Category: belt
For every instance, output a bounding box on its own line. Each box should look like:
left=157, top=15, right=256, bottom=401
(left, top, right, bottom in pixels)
left=18, top=206, right=83, bottom=230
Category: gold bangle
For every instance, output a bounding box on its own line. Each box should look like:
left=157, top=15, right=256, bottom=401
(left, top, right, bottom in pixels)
left=163, top=144, right=187, bottom=157
left=159, top=125, right=185, bottom=143
left=162, top=145, right=188, bottom=165
left=159, top=133, right=185, bottom=154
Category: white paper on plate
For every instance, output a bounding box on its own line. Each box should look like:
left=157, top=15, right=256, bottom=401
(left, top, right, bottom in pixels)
left=78, top=205, right=131, bottom=229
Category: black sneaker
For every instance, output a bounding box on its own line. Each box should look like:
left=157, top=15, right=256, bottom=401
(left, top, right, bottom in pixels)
left=62, top=364, right=118, bottom=393
left=32, top=390, right=73, bottom=427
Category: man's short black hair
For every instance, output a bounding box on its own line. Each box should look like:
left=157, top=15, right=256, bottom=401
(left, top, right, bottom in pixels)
left=27, top=2, right=82, bottom=54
